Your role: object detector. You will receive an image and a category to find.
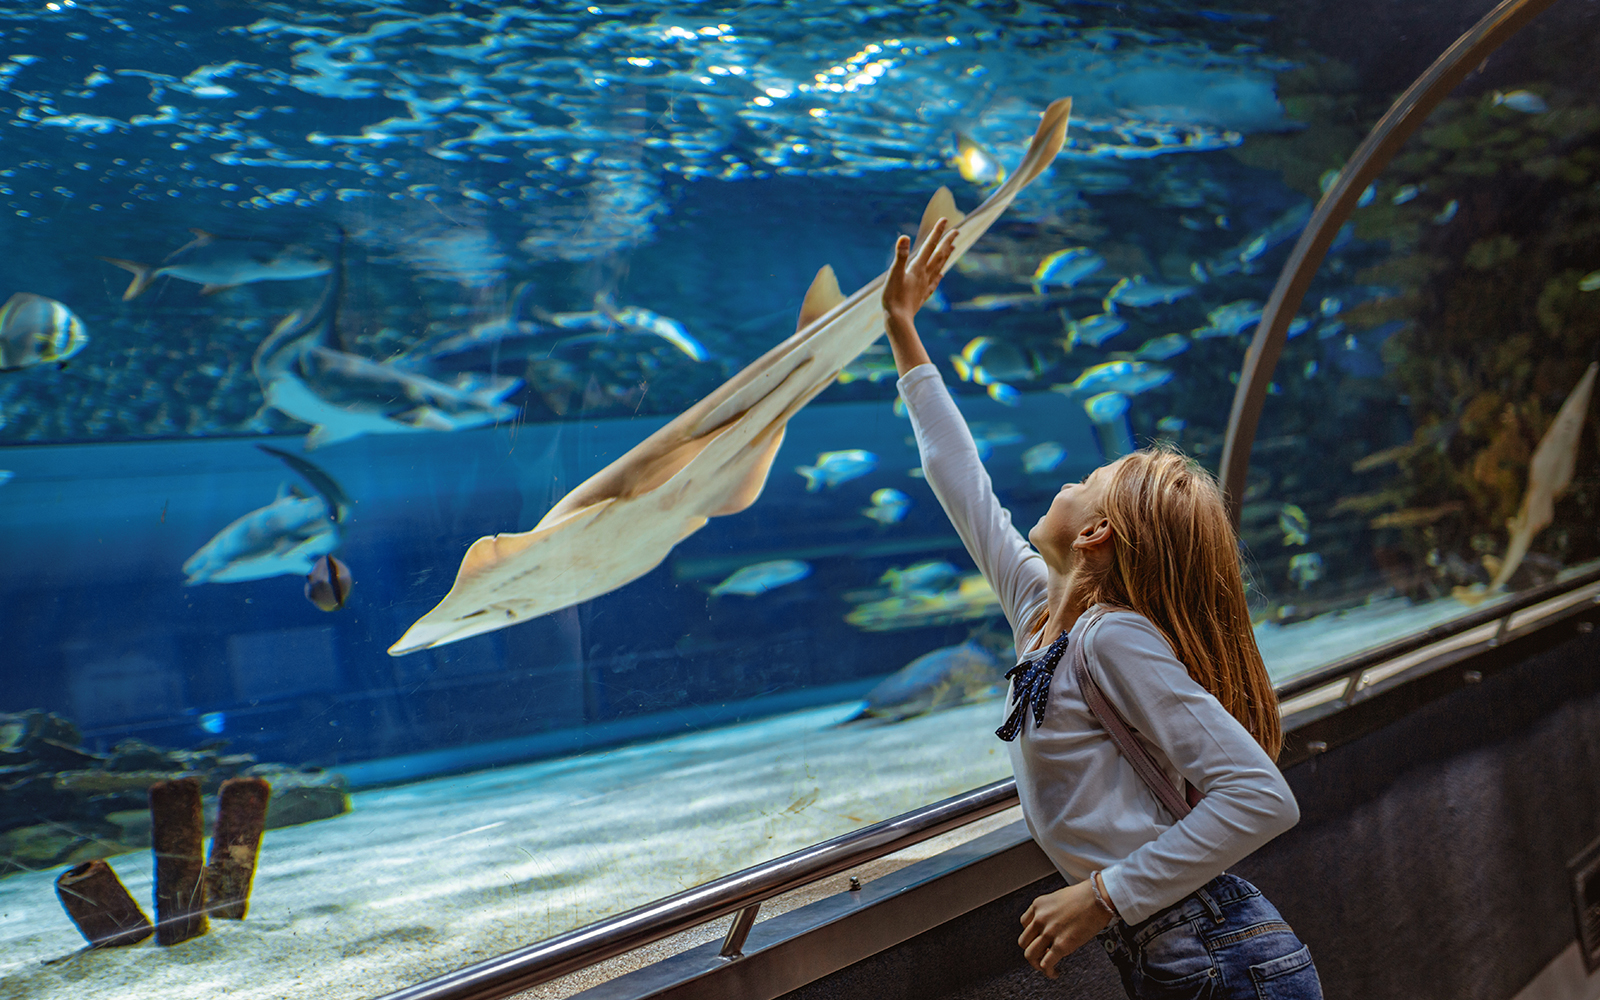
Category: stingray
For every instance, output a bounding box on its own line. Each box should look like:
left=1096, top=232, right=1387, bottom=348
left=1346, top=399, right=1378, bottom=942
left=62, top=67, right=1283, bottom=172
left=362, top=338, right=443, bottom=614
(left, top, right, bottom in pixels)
left=1457, top=360, right=1597, bottom=604
left=389, top=97, right=1073, bottom=655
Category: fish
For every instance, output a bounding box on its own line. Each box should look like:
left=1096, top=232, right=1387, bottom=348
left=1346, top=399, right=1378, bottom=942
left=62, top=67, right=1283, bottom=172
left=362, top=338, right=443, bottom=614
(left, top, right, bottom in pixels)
left=541, top=295, right=709, bottom=361
left=0, top=470, right=12, bottom=486
left=710, top=559, right=811, bottom=596
left=1156, top=416, right=1186, bottom=433
left=305, top=554, right=354, bottom=611
left=1433, top=199, right=1459, bottom=224
left=1021, top=441, right=1066, bottom=474
left=387, top=97, right=1074, bottom=654
left=1084, top=391, right=1133, bottom=459
left=1064, top=312, right=1128, bottom=348
left=1492, top=89, right=1548, bottom=114
left=0, top=293, right=88, bottom=371
left=198, top=713, right=226, bottom=735
left=846, top=572, right=999, bottom=631
left=1192, top=299, right=1263, bottom=339
left=100, top=229, right=332, bottom=300
left=183, top=487, right=339, bottom=585
left=952, top=131, right=1005, bottom=187
left=1278, top=503, right=1309, bottom=546
left=1055, top=360, right=1173, bottom=397
left=951, top=337, right=1037, bottom=386
left=1391, top=184, right=1420, bottom=205
left=252, top=234, right=522, bottom=450
left=852, top=640, right=1005, bottom=722
left=1102, top=276, right=1194, bottom=310
left=880, top=560, right=961, bottom=595
left=862, top=488, right=911, bottom=525
left=1033, top=248, right=1104, bottom=292
left=182, top=446, right=350, bottom=585
left=1084, top=391, right=1130, bottom=424
left=1459, top=361, right=1598, bottom=604
left=1579, top=270, right=1600, bottom=293
left=987, top=383, right=1021, bottom=406
left=1132, top=333, right=1190, bottom=361
left=1288, top=552, right=1324, bottom=590
left=797, top=449, right=877, bottom=491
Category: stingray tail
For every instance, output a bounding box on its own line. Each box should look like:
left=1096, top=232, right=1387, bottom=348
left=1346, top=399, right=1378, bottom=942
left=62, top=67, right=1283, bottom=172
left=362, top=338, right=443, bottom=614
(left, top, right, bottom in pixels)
left=99, top=258, right=157, bottom=300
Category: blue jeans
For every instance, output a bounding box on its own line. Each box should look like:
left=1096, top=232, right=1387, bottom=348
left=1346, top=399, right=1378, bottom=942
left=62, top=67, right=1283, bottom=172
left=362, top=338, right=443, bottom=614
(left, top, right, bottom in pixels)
left=1095, top=873, right=1322, bottom=999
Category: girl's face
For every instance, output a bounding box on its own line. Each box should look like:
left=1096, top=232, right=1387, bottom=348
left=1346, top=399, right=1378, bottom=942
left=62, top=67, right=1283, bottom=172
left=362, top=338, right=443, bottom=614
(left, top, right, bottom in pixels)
left=1029, top=463, right=1114, bottom=570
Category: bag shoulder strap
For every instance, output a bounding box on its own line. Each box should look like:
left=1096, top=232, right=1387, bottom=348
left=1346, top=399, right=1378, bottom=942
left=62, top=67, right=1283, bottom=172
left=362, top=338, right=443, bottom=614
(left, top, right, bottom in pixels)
left=1074, top=606, right=1199, bottom=821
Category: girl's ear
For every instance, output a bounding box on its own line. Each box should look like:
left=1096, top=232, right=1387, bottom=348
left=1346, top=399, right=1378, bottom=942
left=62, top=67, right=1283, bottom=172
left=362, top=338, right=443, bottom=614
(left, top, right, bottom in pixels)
left=1073, top=517, right=1113, bottom=553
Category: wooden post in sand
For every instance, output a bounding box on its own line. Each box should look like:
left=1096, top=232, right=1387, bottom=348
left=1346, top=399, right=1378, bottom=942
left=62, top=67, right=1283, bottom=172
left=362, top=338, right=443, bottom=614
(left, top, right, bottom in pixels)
left=149, top=776, right=208, bottom=945
left=54, top=860, right=153, bottom=947
left=203, top=776, right=271, bottom=919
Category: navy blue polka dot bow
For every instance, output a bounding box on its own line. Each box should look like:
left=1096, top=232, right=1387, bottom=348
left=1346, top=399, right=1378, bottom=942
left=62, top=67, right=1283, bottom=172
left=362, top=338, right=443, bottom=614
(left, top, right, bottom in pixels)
left=995, top=628, right=1070, bottom=742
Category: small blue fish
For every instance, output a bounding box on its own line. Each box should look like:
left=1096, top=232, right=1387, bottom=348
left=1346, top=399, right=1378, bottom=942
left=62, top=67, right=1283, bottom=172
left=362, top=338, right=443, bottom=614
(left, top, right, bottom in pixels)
left=1132, top=333, right=1190, bottom=361
left=1432, top=199, right=1458, bottom=225
left=1391, top=184, right=1419, bottom=206
left=879, top=560, right=960, bottom=595
left=797, top=449, right=877, bottom=491
left=1320, top=296, right=1342, bottom=316
left=1492, top=89, right=1547, bottom=114
left=1103, top=276, right=1194, bottom=310
left=952, top=337, right=1036, bottom=385
left=199, top=712, right=226, bottom=735
left=711, top=559, right=812, bottom=596
left=1193, top=300, right=1263, bottom=339
left=1058, top=360, right=1173, bottom=397
left=1065, top=312, right=1128, bottom=348
left=969, top=422, right=1026, bottom=461
left=1033, top=248, right=1104, bottom=291
left=1288, top=552, right=1324, bottom=590
left=1083, top=391, right=1130, bottom=423
left=1156, top=416, right=1186, bottom=433
left=1021, top=441, right=1066, bottom=474
left=0, top=470, right=12, bottom=486
left=862, top=488, right=911, bottom=525
left=987, top=383, right=1021, bottom=406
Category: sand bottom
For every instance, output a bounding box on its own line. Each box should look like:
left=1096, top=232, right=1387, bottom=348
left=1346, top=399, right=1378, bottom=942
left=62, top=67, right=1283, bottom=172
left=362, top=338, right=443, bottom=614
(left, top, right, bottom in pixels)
left=0, top=700, right=1013, bottom=1000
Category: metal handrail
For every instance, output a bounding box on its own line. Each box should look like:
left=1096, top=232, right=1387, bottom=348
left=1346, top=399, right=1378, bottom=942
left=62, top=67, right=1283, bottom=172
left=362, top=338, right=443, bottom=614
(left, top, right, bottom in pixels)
left=1218, top=0, right=1559, bottom=526
left=377, top=778, right=1020, bottom=1000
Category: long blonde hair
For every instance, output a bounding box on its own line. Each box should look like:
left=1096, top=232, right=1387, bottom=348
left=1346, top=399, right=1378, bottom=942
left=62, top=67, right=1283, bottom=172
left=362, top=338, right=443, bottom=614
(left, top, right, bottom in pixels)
left=1083, top=447, right=1283, bottom=761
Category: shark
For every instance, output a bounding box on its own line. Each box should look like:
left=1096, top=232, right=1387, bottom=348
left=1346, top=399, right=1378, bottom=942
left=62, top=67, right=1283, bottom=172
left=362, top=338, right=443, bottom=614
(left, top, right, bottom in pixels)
left=253, top=234, right=522, bottom=450
left=182, top=446, right=349, bottom=585
left=389, top=97, right=1074, bottom=655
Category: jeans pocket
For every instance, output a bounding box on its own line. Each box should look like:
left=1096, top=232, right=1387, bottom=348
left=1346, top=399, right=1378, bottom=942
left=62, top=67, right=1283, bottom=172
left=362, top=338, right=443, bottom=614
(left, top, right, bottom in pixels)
left=1249, top=944, right=1323, bottom=1000
left=1138, top=919, right=1218, bottom=999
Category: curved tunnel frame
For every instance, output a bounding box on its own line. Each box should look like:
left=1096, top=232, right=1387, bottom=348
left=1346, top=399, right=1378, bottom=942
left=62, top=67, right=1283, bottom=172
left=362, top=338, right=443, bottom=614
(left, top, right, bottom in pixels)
left=1218, top=0, right=1560, bottom=526
left=370, top=2, right=1580, bottom=997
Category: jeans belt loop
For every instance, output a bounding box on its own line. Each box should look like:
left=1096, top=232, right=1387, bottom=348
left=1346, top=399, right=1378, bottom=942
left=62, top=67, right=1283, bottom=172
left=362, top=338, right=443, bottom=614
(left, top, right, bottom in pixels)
left=1196, top=886, right=1225, bottom=924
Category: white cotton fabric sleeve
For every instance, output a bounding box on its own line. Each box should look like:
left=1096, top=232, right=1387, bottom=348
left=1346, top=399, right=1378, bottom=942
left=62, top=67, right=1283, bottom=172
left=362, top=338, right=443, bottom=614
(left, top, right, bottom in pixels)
left=896, top=363, right=1049, bottom=636
left=895, top=363, right=1300, bottom=926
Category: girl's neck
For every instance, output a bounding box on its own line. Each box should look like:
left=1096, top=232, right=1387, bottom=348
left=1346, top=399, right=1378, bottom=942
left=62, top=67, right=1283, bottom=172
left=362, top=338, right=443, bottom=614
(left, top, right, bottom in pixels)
left=1032, top=566, right=1095, bottom=650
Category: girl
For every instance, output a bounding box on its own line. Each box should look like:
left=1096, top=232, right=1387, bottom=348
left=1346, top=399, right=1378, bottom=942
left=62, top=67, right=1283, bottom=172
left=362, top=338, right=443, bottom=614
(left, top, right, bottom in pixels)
left=880, top=217, right=1323, bottom=999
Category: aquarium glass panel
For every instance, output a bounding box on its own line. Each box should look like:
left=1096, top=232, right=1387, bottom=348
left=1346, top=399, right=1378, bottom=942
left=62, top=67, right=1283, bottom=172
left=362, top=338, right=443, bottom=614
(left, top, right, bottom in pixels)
left=0, top=0, right=1594, bottom=997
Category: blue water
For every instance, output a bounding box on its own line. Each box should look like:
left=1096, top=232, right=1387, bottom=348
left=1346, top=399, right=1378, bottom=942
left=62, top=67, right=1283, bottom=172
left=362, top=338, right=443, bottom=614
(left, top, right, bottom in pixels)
left=1, top=0, right=1594, bottom=779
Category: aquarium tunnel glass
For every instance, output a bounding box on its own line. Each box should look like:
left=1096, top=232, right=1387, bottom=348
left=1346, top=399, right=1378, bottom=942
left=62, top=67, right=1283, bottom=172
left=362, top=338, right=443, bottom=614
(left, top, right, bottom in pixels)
left=0, top=0, right=1597, bottom=997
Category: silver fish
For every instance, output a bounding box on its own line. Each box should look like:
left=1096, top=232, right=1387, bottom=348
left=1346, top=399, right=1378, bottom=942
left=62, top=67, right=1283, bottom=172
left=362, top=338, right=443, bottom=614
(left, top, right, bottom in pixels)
left=1033, top=247, right=1104, bottom=291
left=1064, top=312, right=1128, bottom=348
left=1103, top=275, right=1194, bottom=310
left=1492, top=89, right=1547, bottom=114
left=253, top=236, right=521, bottom=450
left=854, top=640, right=1004, bottom=722
left=1056, top=360, right=1173, bottom=397
left=0, top=293, right=88, bottom=371
left=183, top=487, right=339, bottom=585
left=1021, top=441, right=1066, bottom=474
left=100, top=228, right=332, bottom=300
left=1132, top=333, right=1190, bottom=360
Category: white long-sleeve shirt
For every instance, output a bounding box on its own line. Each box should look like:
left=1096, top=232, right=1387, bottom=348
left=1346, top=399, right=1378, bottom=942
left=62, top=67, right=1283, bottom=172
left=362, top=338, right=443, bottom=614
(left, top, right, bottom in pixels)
left=898, top=363, right=1299, bottom=925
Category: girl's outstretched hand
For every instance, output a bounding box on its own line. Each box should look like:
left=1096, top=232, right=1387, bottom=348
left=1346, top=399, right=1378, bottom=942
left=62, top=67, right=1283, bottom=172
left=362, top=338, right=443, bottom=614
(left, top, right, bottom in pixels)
left=882, top=216, right=959, bottom=325
left=1018, top=880, right=1115, bottom=979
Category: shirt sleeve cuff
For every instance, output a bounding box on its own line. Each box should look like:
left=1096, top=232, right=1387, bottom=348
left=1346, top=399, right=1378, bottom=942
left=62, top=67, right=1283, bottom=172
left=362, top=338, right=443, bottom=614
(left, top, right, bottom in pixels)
left=1098, top=865, right=1131, bottom=923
